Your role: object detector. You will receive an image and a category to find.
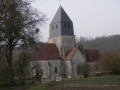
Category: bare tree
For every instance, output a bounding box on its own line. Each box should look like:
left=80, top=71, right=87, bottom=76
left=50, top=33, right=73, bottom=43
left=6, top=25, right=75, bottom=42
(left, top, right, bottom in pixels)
left=0, top=0, right=47, bottom=82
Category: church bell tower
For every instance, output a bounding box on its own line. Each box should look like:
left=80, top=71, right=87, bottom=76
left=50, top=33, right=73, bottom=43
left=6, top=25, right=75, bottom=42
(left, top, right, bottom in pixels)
left=48, top=6, right=76, bottom=56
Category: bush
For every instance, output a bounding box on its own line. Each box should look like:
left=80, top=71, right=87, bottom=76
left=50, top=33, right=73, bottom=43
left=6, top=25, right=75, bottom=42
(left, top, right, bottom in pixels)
left=80, top=64, right=90, bottom=78
left=0, top=80, right=26, bottom=88
left=20, top=81, right=26, bottom=85
left=100, top=51, right=120, bottom=75
left=0, top=82, right=16, bottom=88
left=112, top=67, right=120, bottom=75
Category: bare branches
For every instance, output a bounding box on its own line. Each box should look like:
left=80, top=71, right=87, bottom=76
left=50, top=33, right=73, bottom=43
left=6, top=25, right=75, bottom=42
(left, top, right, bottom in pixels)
left=0, top=0, right=47, bottom=81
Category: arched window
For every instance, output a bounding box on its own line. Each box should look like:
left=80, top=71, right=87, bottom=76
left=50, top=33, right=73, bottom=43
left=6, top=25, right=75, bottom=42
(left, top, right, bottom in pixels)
left=40, top=69, right=43, bottom=75
left=48, top=62, right=50, bottom=67
left=48, top=63, right=51, bottom=77
left=54, top=67, right=58, bottom=73
left=77, top=65, right=81, bottom=75
left=56, top=24, right=58, bottom=28
left=64, top=23, right=67, bottom=28
left=52, top=26, right=54, bottom=29
left=68, top=23, right=70, bottom=28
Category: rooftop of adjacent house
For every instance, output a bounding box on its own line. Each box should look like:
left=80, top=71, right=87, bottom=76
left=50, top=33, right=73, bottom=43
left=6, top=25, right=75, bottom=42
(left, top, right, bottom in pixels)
left=65, top=47, right=100, bottom=62
left=65, top=47, right=77, bottom=61
left=85, top=49, right=100, bottom=62
left=32, top=43, right=60, bottom=60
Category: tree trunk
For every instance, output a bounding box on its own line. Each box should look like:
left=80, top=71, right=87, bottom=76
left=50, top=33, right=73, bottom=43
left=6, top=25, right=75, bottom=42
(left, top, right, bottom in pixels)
left=7, top=48, right=14, bottom=82
left=8, top=60, right=13, bottom=82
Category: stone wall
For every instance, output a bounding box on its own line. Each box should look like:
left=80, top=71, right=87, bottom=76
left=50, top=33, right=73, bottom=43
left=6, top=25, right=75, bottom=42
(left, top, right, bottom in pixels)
left=48, top=35, right=76, bottom=56
left=88, top=62, right=97, bottom=76
left=71, top=49, right=86, bottom=78
left=29, top=59, right=62, bottom=79
left=65, top=61, right=72, bottom=78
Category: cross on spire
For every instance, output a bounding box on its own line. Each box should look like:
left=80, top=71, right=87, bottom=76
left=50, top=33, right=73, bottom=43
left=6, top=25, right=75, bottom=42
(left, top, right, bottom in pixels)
left=59, top=0, right=61, bottom=5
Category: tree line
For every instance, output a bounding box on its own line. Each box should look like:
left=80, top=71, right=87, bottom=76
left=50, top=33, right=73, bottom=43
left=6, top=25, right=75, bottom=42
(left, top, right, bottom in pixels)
left=78, top=35, right=120, bottom=53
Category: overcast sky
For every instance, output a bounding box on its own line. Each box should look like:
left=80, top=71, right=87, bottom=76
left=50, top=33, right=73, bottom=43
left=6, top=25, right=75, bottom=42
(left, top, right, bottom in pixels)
left=32, top=0, right=120, bottom=42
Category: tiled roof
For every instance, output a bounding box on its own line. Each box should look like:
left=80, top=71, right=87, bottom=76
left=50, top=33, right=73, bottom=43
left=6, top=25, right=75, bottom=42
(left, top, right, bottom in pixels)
left=85, top=49, right=100, bottom=62
left=32, top=43, right=60, bottom=60
left=65, top=47, right=77, bottom=61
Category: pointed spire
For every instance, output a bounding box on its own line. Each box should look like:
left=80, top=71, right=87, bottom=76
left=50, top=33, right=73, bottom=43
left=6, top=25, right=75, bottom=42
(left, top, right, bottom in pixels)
left=49, top=6, right=74, bottom=38
left=51, top=6, right=72, bottom=24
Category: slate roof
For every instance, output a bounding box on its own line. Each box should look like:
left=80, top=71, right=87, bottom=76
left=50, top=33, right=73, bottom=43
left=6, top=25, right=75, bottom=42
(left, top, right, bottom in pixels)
left=65, top=47, right=77, bottom=61
left=85, top=49, right=100, bottom=62
left=32, top=43, right=60, bottom=60
left=49, top=6, right=74, bottom=38
left=51, top=6, right=72, bottom=24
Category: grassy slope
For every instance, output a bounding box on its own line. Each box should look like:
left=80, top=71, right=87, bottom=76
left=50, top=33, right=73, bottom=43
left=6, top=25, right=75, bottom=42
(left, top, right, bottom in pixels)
left=27, top=81, right=57, bottom=90
left=27, top=75, right=120, bottom=90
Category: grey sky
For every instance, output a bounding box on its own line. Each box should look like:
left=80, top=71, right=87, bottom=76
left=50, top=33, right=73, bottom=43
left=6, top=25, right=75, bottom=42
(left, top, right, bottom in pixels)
left=32, top=0, right=120, bottom=42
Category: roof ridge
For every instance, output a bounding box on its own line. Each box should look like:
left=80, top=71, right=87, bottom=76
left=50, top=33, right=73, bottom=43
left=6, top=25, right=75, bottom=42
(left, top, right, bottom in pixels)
left=65, top=47, right=77, bottom=61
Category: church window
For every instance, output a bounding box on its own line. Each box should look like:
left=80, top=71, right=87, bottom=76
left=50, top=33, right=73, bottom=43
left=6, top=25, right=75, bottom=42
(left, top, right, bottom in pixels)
left=56, top=24, right=58, bottom=28
left=54, top=67, right=58, bottom=73
left=48, top=62, right=50, bottom=66
left=77, top=65, right=81, bottom=75
left=68, top=23, right=70, bottom=28
left=52, top=26, right=54, bottom=29
left=64, top=23, right=67, bottom=28
left=40, top=69, right=44, bottom=75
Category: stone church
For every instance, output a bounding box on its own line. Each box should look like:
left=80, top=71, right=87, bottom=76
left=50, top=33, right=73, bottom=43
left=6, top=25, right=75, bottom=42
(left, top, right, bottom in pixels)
left=29, top=6, right=99, bottom=79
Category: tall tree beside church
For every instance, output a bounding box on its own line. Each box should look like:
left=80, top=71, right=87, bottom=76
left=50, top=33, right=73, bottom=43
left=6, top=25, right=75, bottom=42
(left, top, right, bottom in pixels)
left=0, top=0, right=47, bottom=82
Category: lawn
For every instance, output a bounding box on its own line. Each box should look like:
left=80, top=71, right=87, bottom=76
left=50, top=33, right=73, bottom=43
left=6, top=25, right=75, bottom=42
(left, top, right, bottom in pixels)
left=27, top=81, right=57, bottom=90
left=27, top=75, right=120, bottom=90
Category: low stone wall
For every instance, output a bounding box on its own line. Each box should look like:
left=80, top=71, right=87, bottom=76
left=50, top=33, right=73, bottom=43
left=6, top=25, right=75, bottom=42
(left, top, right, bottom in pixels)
left=47, top=85, right=120, bottom=90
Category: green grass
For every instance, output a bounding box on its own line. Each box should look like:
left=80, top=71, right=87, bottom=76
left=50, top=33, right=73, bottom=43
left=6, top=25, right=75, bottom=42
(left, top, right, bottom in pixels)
left=27, top=80, right=58, bottom=90
left=60, top=75, right=120, bottom=85
left=27, top=75, right=120, bottom=90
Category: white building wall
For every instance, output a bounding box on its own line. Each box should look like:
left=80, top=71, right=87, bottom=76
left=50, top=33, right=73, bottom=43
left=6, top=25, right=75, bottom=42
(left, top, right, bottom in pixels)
left=29, top=59, right=62, bottom=79
left=65, top=61, right=72, bottom=78
left=71, top=49, right=86, bottom=78
left=48, top=36, right=76, bottom=55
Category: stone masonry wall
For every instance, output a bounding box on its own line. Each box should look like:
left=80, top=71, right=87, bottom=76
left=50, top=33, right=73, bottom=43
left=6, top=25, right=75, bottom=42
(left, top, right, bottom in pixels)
left=71, top=49, right=86, bottom=78
left=48, top=35, right=76, bottom=56
left=29, top=60, right=62, bottom=79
